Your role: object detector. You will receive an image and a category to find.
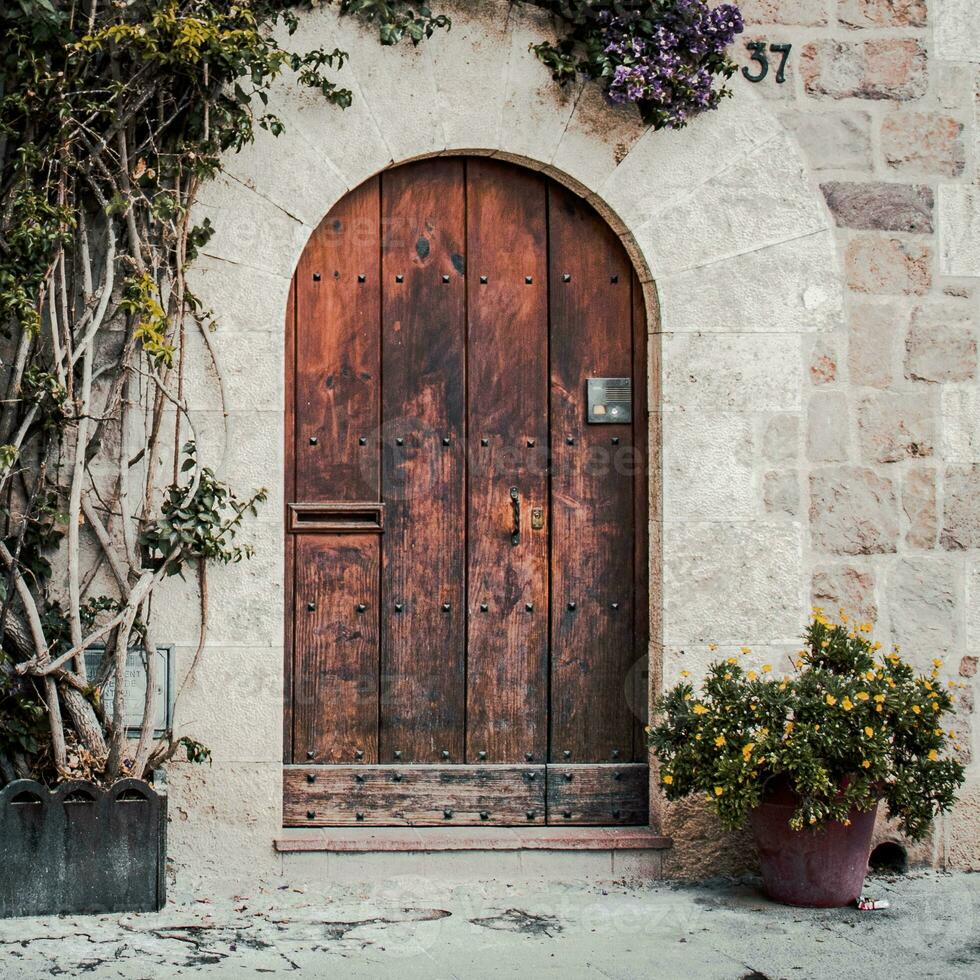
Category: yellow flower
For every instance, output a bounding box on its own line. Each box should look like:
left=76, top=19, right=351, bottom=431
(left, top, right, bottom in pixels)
left=726, top=657, right=738, bottom=665
left=809, top=815, right=817, bottom=825
left=839, top=610, right=849, bottom=623
left=862, top=760, right=871, bottom=769
left=680, top=670, right=690, bottom=677
left=856, top=691, right=870, bottom=701
left=683, top=693, right=692, bottom=701
left=874, top=694, right=885, bottom=703
left=932, top=702, right=941, bottom=712
left=662, top=773, right=674, bottom=785
left=933, top=658, right=943, bottom=669
left=714, top=786, right=724, bottom=797
left=693, top=704, right=709, bottom=715
left=762, top=664, right=772, bottom=673
left=714, top=735, right=726, bottom=747
left=934, top=728, right=944, bottom=737
left=872, top=641, right=882, bottom=651
left=928, top=750, right=939, bottom=762
left=841, top=697, right=854, bottom=711
left=742, top=742, right=755, bottom=761
left=864, top=727, right=874, bottom=738
left=778, top=682, right=787, bottom=691
left=724, top=672, right=732, bottom=680
left=708, top=643, right=718, bottom=652
left=825, top=694, right=837, bottom=706
left=747, top=671, right=758, bottom=681
left=876, top=704, right=883, bottom=713
left=912, top=705, right=921, bottom=715
left=784, top=721, right=795, bottom=734
left=740, top=646, right=752, bottom=655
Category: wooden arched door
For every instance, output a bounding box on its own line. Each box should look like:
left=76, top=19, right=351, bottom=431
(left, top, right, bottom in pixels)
left=284, top=158, right=649, bottom=826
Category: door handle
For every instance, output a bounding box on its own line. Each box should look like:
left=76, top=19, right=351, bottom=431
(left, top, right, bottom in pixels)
left=510, top=486, right=520, bottom=546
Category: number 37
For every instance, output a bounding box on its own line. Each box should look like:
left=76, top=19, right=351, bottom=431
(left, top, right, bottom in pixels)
left=742, top=42, right=792, bottom=84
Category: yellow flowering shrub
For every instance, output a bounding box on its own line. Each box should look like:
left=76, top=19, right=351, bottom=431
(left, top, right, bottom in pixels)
left=649, top=612, right=965, bottom=836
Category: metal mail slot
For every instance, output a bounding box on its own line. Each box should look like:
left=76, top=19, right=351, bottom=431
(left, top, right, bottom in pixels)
left=587, top=377, right=632, bottom=424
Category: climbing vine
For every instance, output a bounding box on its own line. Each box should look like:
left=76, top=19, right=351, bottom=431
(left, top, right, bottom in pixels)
left=0, top=0, right=743, bottom=789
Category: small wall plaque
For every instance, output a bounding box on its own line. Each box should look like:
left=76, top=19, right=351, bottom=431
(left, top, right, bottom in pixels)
left=587, top=377, right=632, bottom=424
left=83, top=646, right=175, bottom=738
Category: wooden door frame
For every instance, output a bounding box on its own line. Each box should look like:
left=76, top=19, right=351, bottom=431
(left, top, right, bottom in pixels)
left=281, top=156, right=661, bottom=826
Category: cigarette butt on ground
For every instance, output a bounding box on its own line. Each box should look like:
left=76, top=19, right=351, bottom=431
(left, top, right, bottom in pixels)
left=857, top=897, right=890, bottom=910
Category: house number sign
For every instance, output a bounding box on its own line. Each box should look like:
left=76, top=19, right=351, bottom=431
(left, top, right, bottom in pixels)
left=742, top=42, right=792, bottom=85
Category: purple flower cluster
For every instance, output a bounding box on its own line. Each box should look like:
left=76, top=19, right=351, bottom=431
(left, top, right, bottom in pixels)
left=601, top=1, right=744, bottom=129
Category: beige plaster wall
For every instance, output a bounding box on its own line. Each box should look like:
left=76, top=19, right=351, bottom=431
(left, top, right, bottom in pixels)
left=149, top=0, right=980, bottom=885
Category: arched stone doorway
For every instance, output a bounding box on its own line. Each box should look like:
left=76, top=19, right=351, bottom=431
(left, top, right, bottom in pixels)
left=283, top=157, right=650, bottom=826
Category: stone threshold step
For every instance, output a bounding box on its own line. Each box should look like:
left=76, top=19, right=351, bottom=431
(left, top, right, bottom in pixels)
left=275, top=827, right=672, bottom=853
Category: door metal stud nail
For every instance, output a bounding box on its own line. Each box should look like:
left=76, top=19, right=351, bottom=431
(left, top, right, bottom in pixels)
left=356, top=603, right=367, bottom=613
left=525, top=276, right=533, bottom=284
left=307, top=810, right=316, bottom=820
left=480, top=276, right=488, bottom=284
left=566, top=436, right=575, bottom=445
left=526, top=771, right=537, bottom=781
left=564, top=773, right=573, bottom=783
left=442, top=274, right=450, bottom=283
left=395, top=274, right=404, bottom=283
left=480, top=811, right=490, bottom=821
left=479, top=602, right=488, bottom=613
left=525, top=752, right=534, bottom=762
left=525, top=603, right=534, bottom=612
left=610, top=602, right=620, bottom=610
left=610, top=275, right=619, bottom=284
left=613, top=771, right=622, bottom=781
left=567, top=601, right=577, bottom=611
left=611, top=749, right=621, bottom=759
left=395, top=437, right=404, bottom=446
left=394, top=750, right=402, bottom=760
left=355, top=748, right=364, bottom=760
left=611, top=437, right=620, bottom=445
left=443, top=809, right=453, bottom=819
left=313, top=273, right=321, bottom=282
left=394, top=602, right=403, bottom=612
left=481, top=437, right=489, bottom=447
left=563, top=810, right=572, bottom=819
left=563, top=750, right=572, bottom=760
left=307, top=773, right=317, bottom=784
left=526, top=810, right=536, bottom=821
left=562, top=274, right=571, bottom=282
left=359, top=436, right=367, bottom=446
left=441, top=750, right=450, bottom=760
left=309, top=436, right=318, bottom=446
left=442, top=602, right=451, bottom=612
left=527, top=438, right=535, bottom=447
left=355, top=812, right=365, bottom=821
left=307, top=601, right=316, bottom=612
left=307, top=750, right=316, bottom=760
left=442, top=436, right=451, bottom=446
left=354, top=773, right=365, bottom=783
left=392, top=773, right=403, bottom=782
left=358, top=274, right=366, bottom=283
left=478, top=750, right=487, bottom=761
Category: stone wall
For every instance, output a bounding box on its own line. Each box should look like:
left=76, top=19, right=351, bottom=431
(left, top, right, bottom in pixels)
left=152, top=0, right=980, bottom=884
left=660, top=0, right=980, bottom=874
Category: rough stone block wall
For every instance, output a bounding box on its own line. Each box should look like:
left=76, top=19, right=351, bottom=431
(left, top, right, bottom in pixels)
left=145, top=1, right=980, bottom=883
left=663, top=0, right=980, bottom=876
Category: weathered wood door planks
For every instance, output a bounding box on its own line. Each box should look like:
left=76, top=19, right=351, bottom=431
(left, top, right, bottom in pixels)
left=286, top=159, right=650, bottom=825
left=379, top=160, right=467, bottom=764
left=465, top=160, right=549, bottom=765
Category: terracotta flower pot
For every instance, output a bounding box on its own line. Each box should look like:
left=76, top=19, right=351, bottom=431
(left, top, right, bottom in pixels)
left=748, top=781, right=878, bottom=908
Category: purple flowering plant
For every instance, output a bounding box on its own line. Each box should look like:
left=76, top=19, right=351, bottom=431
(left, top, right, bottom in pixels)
left=530, top=1, right=744, bottom=130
